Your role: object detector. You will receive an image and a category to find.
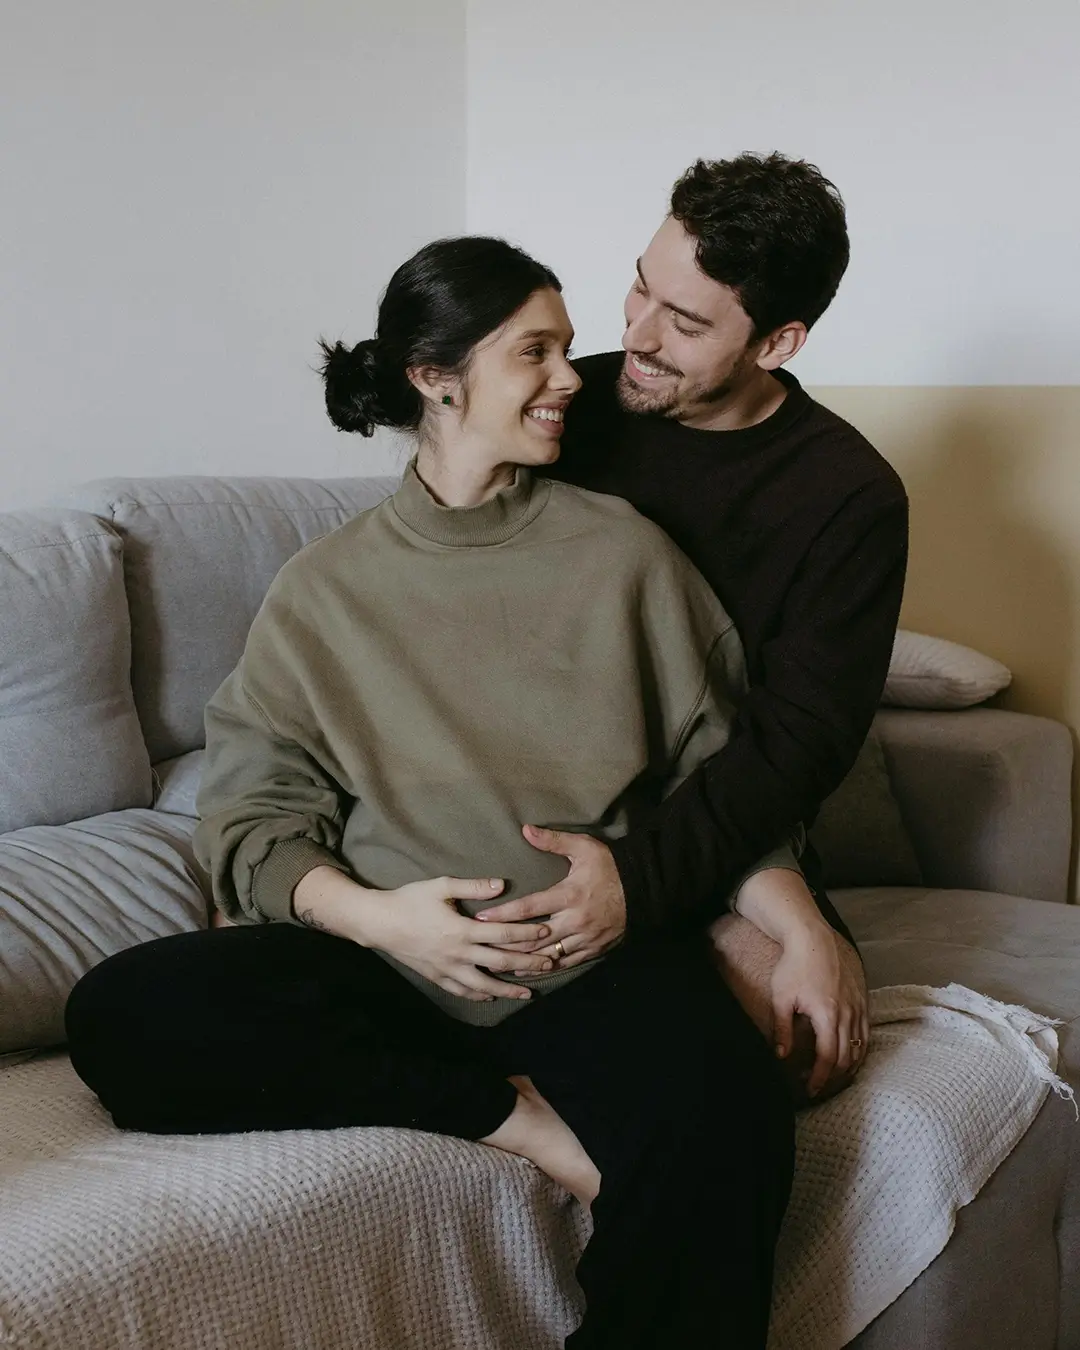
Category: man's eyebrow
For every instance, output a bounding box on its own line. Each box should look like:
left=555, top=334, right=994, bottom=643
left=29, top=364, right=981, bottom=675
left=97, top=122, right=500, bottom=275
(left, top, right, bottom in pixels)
left=635, top=258, right=714, bottom=329
left=515, top=327, right=575, bottom=344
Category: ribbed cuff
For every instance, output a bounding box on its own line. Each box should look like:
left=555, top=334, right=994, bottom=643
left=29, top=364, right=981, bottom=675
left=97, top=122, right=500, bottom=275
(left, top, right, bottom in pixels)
left=726, top=834, right=806, bottom=909
left=252, top=838, right=349, bottom=922
left=608, top=834, right=662, bottom=937
left=609, top=833, right=718, bottom=935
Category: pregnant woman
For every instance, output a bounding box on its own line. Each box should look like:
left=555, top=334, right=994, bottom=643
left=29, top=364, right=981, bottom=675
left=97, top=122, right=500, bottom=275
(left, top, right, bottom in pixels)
left=66, top=236, right=863, bottom=1349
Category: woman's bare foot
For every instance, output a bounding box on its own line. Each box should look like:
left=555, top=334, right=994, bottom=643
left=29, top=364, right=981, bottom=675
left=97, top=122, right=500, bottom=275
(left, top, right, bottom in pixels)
left=480, top=1074, right=600, bottom=1207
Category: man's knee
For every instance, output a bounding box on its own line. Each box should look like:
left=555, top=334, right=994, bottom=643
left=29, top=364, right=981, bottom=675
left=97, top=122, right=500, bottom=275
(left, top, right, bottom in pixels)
left=708, top=912, right=781, bottom=1039
left=708, top=913, right=864, bottom=1107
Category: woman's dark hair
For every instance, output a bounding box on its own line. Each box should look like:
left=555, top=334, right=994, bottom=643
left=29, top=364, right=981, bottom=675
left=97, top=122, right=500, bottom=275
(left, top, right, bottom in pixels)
left=670, top=152, right=849, bottom=338
left=319, top=237, right=561, bottom=437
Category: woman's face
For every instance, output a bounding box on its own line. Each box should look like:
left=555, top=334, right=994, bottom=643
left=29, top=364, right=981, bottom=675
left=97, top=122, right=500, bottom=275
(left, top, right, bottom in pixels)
left=457, top=288, right=581, bottom=468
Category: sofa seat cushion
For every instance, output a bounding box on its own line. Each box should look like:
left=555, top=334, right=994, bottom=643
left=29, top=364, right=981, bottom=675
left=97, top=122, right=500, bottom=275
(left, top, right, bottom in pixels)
left=0, top=810, right=208, bottom=1054
left=0, top=1051, right=588, bottom=1350
left=0, top=983, right=1066, bottom=1350
left=835, top=889, right=1080, bottom=1349
left=833, top=886, right=1080, bottom=1081
left=0, top=508, right=152, bottom=834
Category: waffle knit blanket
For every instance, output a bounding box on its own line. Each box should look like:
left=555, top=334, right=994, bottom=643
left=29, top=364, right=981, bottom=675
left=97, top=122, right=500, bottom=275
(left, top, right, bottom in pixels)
left=0, top=983, right=1071, bottom=1349
left=768, top=982, right=1076, bottom=1349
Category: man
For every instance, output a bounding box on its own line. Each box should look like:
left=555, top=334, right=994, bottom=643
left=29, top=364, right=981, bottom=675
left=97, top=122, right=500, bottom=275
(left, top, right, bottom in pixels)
left=481, top=151, right=909, bottom=1097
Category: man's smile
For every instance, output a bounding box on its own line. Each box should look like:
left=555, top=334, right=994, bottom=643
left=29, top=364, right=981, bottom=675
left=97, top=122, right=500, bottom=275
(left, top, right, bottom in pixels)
left=626, top=353, right=676, bottom=382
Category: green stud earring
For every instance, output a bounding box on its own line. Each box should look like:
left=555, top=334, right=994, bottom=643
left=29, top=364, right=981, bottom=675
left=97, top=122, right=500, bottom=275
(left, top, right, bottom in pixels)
left=441, top=395, right=453, bottom=406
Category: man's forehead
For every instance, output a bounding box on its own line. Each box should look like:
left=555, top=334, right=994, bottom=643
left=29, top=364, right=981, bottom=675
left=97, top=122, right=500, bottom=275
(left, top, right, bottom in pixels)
left=640, top=219, right=737, bottom=324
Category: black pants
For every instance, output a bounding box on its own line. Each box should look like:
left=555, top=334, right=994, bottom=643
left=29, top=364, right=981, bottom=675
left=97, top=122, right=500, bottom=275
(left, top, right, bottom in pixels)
left=66, top=926, right=795, bottom=1349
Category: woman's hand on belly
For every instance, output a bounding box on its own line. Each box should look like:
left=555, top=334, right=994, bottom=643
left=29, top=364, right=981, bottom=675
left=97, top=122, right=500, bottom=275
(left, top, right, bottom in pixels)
left=293, top=866, right=557, bottom=1003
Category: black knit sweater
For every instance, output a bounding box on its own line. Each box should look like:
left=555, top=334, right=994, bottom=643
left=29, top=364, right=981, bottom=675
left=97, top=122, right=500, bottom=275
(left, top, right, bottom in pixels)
left=545, top=353, right=910, bottom=933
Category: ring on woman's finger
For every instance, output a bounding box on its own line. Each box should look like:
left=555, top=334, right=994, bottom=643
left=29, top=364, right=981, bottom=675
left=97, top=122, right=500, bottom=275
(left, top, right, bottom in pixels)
left=552, top=939, right=566, bottom=961
left=849, top=1037, right=864, bottom=1051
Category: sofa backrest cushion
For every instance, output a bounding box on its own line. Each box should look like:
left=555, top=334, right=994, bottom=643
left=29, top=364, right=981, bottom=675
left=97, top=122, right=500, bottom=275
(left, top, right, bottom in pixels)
left=0, top=509, right=152, bottom=833
left=809, top=725, right=924, bottom=890
left=0, top=809, right=206, bottom=1052
left=63, top=475, right=399, bottom=764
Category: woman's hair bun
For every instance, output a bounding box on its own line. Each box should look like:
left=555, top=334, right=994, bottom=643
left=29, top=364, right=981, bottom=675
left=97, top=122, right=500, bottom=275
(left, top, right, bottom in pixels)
left=317, top=337, right=385, bottom=437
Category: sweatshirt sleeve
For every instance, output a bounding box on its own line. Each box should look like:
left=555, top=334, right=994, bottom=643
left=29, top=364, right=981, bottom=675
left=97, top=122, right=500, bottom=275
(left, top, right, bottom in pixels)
left=612, top=480, right=908, bottom=933
left=193, top=664, right=351, bottom=924
left=661, top=623, right=805, bottom=914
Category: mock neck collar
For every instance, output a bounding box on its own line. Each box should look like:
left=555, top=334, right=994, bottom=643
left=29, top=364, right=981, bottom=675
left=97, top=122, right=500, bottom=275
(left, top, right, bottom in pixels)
left=391, top=458, right=550, bottom=546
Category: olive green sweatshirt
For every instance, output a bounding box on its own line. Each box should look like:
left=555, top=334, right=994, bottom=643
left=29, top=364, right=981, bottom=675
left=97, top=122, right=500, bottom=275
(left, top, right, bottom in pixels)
left=194, top=460, right=799, bottom=1026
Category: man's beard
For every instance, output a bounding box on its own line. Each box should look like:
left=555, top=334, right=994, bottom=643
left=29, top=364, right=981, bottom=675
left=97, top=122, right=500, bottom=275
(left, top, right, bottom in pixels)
left=616, top=364, right=683, bottom=417
left=616, top=348, right=753, bottom=420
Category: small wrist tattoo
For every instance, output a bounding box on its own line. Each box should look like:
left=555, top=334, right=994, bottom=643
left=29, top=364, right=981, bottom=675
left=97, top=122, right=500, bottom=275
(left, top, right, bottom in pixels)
left=298, top=907, right=333, bottom=934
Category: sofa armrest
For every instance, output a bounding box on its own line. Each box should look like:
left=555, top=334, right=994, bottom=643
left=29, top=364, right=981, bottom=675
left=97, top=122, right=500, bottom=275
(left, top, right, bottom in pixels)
left=873, top=708, right=1074, bottom=904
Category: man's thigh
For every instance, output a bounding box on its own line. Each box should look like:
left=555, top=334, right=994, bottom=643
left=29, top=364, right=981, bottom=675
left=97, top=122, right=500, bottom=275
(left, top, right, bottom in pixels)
left=492, top=936, right=791, bottom=1177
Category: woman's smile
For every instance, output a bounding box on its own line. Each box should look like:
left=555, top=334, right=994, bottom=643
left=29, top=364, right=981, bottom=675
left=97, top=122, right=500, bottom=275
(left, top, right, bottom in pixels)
left=524, top=402, right=569, bottom=435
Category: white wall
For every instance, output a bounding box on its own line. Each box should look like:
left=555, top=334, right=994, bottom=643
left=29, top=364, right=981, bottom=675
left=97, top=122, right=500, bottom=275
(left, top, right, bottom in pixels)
left=5, top=2, right=1077, bottom=512
left=1, top=0, right=466, bottom=511
left=466, top=0, right=1080, bottom=386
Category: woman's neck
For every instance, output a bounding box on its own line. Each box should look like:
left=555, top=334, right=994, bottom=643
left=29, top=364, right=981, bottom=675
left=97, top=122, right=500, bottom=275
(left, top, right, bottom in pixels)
left=414, top=443, right=518, bottom=507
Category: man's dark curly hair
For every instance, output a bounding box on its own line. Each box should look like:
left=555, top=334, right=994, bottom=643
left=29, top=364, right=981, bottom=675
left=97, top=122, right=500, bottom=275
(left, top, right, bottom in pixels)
left=670, top=152, right=849, bottom=338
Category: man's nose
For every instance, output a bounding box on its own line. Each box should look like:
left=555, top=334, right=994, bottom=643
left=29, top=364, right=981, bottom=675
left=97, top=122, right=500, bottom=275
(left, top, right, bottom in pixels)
left=624, top=303, right=662, bottom=353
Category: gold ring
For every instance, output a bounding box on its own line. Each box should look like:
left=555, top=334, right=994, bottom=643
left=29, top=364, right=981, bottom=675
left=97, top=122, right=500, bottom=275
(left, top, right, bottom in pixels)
left=552, top=940, right=566, bottom=961
left=850, top=1038, right=864, bottom=1050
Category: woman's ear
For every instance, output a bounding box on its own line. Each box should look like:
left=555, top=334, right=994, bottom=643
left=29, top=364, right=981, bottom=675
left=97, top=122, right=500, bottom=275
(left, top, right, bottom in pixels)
left=407, top=365, right=456, bottom=406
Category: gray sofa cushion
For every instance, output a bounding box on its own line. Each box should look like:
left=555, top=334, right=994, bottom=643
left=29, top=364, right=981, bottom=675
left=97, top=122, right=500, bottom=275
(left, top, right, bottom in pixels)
left=0, top=810, right=207, bottom=1053
left=63, top=476, right=400, bottom=763
left=151, top=751, right=204, bottom=818
left=873, top=709, right=1074, bottom=904
left=810, top=732, right=923, bottom=889
left=837, top=884, right=1080, bottom=1350
left=0, top=509, right=152, bottom=834
left=834, top=886, right=1080, bottom=1083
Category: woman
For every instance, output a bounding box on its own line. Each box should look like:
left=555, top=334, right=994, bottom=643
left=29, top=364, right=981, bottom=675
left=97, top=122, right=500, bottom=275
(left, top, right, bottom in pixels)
left=66, top=237, right=853, bottom=1348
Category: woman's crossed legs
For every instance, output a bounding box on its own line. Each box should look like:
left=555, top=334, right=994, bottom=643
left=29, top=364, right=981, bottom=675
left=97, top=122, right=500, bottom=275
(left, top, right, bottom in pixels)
left=66, top=925, right=794, bottom=1349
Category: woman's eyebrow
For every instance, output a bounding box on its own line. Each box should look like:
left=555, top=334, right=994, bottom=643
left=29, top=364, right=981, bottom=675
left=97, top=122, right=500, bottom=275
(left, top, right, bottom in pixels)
left=516, top=327, right=575, bottom=344
left=635, top=259, right=714, bottom=329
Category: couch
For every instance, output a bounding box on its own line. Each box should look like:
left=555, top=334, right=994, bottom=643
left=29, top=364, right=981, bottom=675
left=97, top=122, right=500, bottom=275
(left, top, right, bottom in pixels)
left=1, top=473, right=1078, bottom=1350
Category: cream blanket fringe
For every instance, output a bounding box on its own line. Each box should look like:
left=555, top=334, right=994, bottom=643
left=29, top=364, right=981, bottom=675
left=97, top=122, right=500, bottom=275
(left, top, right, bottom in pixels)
left=768, top=982, right=1076, bottom=1350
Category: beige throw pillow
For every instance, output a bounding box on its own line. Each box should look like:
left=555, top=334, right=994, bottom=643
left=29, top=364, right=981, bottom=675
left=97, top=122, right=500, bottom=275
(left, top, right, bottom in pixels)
left=883, top=630, right=1011, bottom=710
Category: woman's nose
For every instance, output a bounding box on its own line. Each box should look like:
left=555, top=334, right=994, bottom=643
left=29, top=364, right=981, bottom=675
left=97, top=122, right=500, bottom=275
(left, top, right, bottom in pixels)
left=552, top=357, right=582, bottom=395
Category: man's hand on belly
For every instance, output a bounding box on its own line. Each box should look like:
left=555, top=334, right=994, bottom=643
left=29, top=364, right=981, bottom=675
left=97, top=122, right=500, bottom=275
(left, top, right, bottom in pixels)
left=477, top=824, right=628, bottom=969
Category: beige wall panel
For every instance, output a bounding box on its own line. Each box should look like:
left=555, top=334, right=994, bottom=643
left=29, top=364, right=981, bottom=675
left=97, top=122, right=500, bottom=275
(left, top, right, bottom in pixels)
left=813, top=386, right=1080, bottom=897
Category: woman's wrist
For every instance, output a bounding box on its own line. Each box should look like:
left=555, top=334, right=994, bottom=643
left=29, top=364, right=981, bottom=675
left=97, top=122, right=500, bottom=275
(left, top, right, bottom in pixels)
left=292, top=865, right=383, bottom=945
left=733, top=867, right=832, bottom=949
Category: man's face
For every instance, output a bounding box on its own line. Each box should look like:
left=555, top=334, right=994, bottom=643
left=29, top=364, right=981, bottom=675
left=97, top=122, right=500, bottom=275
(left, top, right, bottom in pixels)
left=618, top=215, right=760, bottom=425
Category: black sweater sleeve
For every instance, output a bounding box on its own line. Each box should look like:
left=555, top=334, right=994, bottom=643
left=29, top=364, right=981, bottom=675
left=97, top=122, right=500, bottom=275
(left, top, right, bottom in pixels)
left=609, top=480, right=909, bottom=933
